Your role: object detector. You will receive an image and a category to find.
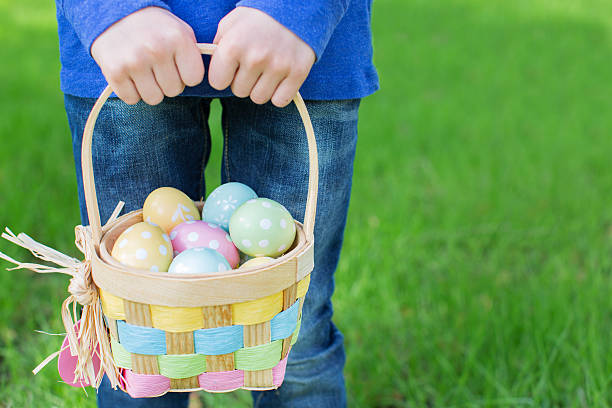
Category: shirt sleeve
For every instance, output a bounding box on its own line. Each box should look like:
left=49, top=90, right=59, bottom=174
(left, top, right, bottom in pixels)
left=235, top=0, right=351, bottom=60
left=61, top=0, right=171, bottom=54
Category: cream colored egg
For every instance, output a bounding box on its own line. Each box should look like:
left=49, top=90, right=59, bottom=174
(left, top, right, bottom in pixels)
left=239, top=257, right=274, bottom=269
left=111, top=222, right=173, bottom=272
left=143, top=187, right=201, bottom=233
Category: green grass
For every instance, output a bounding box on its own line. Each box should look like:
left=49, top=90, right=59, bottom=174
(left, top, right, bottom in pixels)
left=1, top=0, right=612, bottom=406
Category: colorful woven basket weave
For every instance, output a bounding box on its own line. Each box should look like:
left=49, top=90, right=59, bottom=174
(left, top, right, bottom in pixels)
left=99, top=266, right=310, bottom=396
left=0, top=43, right=318, bottom=398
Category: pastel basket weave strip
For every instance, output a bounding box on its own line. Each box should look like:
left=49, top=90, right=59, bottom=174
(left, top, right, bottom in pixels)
left=110, top=318, right=298, bottom=374
left=124, top=356, right=289, bottom=398
left=110, top=301, right=300, bottom=356
left=100, top=274, right=310, bottom=327
left=111, top=327, right=300, bottom=374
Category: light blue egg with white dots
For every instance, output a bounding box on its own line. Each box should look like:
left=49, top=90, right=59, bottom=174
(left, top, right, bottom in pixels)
left=168, top=247, right=231, bottom=275
left=203, top=182, right=258, bottom=232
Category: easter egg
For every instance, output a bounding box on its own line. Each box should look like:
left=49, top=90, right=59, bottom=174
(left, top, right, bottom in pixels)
left=170, top=220, right=240, bottom=267
left=168, top=247, right=231, bottom=275
left=239, top=257, right=274, bottom=269
left=202, top=182, right=258, bottom=231
left=143, top=187, right=200, bottom=233
left=111, top=222, right=173, bottom=272
left=229, top=198, right=297, bottom=257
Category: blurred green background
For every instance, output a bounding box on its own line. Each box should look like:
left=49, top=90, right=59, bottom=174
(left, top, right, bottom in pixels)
left=2, top=0, right=612, bottom=406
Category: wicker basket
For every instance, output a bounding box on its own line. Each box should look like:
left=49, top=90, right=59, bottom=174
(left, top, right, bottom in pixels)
left=1, top=43, right=318, bottom=398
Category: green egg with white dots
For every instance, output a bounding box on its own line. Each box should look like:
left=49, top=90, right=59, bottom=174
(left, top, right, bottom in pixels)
left=229, top=198, right=296, bottom=257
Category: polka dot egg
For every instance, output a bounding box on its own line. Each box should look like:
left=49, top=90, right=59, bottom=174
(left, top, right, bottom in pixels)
left=170, top=220, right=240, bottom=268
left=202, top=182, right=257, bottom=231
left=168, top=247, right=231, bottom=275
left=111, top=222, right=173, bottom=272
left=143, top=187, right=201, bottom=234
left=229, top=198, right=296, bottom=257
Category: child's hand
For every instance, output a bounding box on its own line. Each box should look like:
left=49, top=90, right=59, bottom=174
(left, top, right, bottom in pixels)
left=91, top=7, right=204, bottom=105
left=209, top=7, right=316, bottom=107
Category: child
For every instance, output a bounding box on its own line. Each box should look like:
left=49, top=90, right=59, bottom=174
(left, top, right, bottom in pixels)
left=57, top=1, right=378, bottom=407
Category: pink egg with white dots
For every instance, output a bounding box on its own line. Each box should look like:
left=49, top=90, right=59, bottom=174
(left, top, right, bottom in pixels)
left=170, top=220, right=239, bottom=267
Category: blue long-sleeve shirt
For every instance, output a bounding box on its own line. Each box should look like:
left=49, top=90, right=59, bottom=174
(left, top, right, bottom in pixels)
left=56, top=0, right=378, bottom=100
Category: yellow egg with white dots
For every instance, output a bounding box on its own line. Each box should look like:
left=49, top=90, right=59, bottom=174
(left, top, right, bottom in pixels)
left=111, top=222, right=173, bottom=272
left=143, top=187, right=201, bottom=234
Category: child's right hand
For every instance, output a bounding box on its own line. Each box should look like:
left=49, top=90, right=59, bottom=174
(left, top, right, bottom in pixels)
left=91, top=7, right=204, bottom=105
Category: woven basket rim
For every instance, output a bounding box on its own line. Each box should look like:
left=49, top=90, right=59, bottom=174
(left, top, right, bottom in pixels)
left=91, top=204, right=314, bottom=306
left=97, top=206, right=311, bottom=281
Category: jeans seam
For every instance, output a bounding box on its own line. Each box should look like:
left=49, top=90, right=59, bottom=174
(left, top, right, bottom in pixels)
left=222, top=100, right=231, bottom=182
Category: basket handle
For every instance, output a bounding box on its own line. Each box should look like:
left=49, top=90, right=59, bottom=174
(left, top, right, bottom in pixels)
left=81, top=43, right=319, bottom=251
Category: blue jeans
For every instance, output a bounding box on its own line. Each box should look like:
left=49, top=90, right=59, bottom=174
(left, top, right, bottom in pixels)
left=64, top=95, right=360, bottom=408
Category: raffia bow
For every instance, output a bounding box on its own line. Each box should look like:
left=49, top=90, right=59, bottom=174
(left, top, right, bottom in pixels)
left=0, top=202, right=126, bottom=390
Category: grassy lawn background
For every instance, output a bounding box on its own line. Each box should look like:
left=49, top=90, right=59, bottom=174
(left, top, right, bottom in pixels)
left=1, top=0, right=612, bottom=406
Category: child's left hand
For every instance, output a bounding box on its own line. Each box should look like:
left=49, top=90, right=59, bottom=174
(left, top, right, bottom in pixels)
left=208, top=7, right=316, bottom=108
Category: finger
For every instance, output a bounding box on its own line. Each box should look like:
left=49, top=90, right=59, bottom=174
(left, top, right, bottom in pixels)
left=175, top=42, right=204, bottom=87
left=270, top=75, right=303, bottom=107
left=213, top=24, right=224, bottom=45
left=107, top=75, right=141, bottom=105
left=181, top=20, right=198, bottom=42
left=250, top=70, right=286, bottom=105
left=131, top=69, right=165, bottom=105
left=152, top=58, right=185, bottom=97
left=231, top=64, right=262, bottom=98
left=213, top=12, right=238, bottom=44
left=208, top=44, right=239, bottom=90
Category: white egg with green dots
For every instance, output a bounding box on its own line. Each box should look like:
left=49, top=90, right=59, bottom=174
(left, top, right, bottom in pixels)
left=229, top=198, right=296, bottom=257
